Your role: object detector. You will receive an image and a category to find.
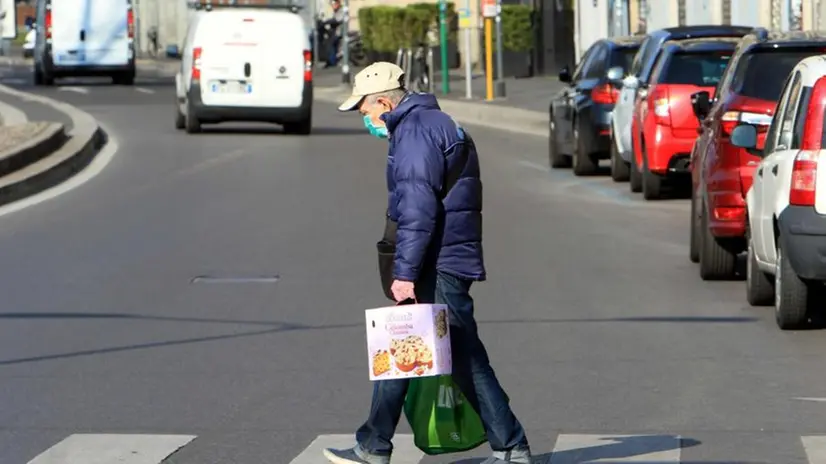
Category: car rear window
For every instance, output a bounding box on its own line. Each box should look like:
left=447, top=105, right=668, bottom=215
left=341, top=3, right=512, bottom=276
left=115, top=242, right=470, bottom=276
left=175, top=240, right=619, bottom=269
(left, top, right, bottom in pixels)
left=732, top=49, right=824, bottom=101
left=610, top=47, right=639, bottom=72
left=658, top=51, right=731, bottom=86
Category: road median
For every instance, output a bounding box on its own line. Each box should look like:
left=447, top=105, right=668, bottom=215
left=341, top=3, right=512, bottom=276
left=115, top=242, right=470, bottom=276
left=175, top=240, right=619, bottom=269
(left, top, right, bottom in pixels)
left=314, top=85, right=547, bottom=137
left=0, top=84, right=105, bottom=208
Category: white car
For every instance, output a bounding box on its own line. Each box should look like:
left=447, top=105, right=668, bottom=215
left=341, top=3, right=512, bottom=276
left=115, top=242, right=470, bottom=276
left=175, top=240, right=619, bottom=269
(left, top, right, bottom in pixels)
left=32, top=0, right=136, bottom=85
left=22, top=28, right=35, bottom=58
left=730, top=55, right=826, bottom=330
left=174, top=3, right=313, bottom=135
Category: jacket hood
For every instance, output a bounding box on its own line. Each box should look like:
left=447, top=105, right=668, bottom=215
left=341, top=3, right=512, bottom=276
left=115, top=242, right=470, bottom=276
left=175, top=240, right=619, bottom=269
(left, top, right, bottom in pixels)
left=382, top=92, right=441, bottom=133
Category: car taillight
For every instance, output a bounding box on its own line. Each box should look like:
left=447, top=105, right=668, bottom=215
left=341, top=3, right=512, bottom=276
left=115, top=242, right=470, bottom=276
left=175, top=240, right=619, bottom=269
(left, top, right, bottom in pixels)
left=127, top=10, right=134, bottom=38
left=721, top=110, right=772, bottom=135
left=44, top=10, right=52, bottom=39
left=789, top=150, right=819, bottom=206
left=648, top=86, right=670, bottom=125
left=192, top=47, right=202, bottom=80
left=592, top=83, right=618, bottom=104
left=303, top=49, right=312, bottom=82
left=802, top=76, right=826, bottom=150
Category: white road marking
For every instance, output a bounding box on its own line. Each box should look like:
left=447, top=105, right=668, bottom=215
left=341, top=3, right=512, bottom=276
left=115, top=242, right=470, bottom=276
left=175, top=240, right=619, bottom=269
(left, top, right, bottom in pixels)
left=802, top=436, right=826, bottom=463
left=289, top=434, right=422, bottom=464
left=134, top=87, right=154, bottom=94
left=58, top=86, right=89, bottom=94
left=548, top=434, right=681, bottom=463
left=26, top=434, right=196, bottom=464
left=794, top=397, right=826, bottom=402
left=1, top=77, right=28, bottom=85
left=0, top=98, right=28, bottom=124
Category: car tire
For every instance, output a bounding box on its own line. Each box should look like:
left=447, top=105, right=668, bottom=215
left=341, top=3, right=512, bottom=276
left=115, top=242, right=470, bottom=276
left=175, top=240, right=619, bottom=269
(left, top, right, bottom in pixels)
left=549, top=118, right=571, bottom=169
left=689, top=190, right=700, bottom=263
left=572, top=126, right=598, bottom=176
left=610, top=138, right=629, bottom=182
left=775, top=243, right=811, bottom=330
left=641, top=147, right=663, bottom=200
left=174, top=105, right=185, bottom=130
left=283, top=116, right=312, bottom=135
left=746, top=229, right=774, bottom=306
left=33, top=67, right=43, bottom=86
left=629, top=153, right=642, bottom=193
left=184, top=102, right=201, bottom=134
left=698, top=206, right=738, bottom=280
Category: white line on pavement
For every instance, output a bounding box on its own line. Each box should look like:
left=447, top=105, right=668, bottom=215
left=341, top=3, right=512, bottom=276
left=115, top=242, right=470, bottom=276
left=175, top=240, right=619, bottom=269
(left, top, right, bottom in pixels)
left=0, top=98, right=28, bottom=124
left=289, top=434, right=422, bottom=464
left=26, top=434, right=196, bottom=464
left=802, top=436, right=826, bottom=463
left=135, top=87, right=154, bottom=94
left=58, top=86, right=89, bottom=94
left=794, top=397, right=826, bottom=402
left=547, top=434, right=681, bottom=463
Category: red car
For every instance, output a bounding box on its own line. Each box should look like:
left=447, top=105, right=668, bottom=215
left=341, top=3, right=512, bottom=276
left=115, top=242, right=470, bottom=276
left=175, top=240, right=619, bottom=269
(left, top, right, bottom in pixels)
left=689, top=29, right=826, bottom=280
left=630, top=38, right=738, bottom=199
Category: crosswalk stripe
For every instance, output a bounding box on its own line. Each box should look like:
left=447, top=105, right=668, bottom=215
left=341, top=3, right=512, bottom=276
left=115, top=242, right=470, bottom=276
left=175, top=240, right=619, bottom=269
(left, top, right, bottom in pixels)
left=135, top=87, right=155, bottom=94
left=802, top=436, right=826, bottom=463
left=289, top=434, right=422, bottom=464
left=26, top=433, right=196, bottom=464
left=548, top=434, right=681, bottom=463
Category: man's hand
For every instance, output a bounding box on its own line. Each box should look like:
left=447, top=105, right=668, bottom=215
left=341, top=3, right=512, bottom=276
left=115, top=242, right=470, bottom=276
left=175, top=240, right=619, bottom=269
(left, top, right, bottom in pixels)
left=391, top=280, right=416, bottom=303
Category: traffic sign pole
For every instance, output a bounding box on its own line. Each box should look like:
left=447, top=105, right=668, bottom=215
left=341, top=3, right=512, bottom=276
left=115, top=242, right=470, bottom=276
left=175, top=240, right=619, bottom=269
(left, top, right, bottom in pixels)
left=482, top=0, right=496, bottom=101
left=494, top=0, right=505, bottom=97
left=439, top=0, right=450, bottom=94
left=459, top=6, right=472, bottom=99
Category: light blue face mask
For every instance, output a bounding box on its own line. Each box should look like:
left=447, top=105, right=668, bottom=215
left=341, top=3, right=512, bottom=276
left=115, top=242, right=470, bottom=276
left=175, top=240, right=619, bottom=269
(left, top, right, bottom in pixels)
left=363, top=115, right=389, bottom=139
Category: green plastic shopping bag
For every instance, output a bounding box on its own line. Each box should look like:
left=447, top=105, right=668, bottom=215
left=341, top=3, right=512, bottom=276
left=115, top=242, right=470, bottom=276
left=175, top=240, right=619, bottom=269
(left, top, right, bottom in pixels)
left=403, top=375, right=488, bottom=455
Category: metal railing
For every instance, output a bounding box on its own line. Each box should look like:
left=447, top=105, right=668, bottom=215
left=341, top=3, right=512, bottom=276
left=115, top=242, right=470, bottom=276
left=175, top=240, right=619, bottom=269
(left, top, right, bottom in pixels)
left=395, top=45, right=434, bottom=94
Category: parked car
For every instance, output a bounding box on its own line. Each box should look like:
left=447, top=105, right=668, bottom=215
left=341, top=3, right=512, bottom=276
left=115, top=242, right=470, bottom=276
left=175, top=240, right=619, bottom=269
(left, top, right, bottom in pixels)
left=174, top=2, right=313, bottom=134
left=728, top=55, right=826, bottom=329
left=33, top=0, right=136, bottom=86
left=22, top=26, right=35, bottom=59
left=610, top=25, right=754, bottom=183
left=628, top=38, right=738, bottom=199
left=688, top=29, right=826, bottom=280
left=548, top=35, right=644, bottom=176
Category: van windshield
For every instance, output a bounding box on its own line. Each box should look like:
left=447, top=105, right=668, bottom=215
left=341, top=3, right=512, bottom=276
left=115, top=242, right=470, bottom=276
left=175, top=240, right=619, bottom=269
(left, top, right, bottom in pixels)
left=732, top=48, right=824, bottom=101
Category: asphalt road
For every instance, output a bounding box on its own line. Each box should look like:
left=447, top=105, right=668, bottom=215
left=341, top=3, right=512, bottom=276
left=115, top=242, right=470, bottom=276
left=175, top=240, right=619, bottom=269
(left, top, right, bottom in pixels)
left=2, top=63, right=826, bottom=464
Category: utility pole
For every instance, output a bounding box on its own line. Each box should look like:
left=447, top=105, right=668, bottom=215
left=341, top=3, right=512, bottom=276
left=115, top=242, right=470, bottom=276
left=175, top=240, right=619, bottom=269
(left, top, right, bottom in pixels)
left=438, top=0, right=449, bottom=94
left=482, top=0, right=495, bottom=101
left=494, top=0, right=505, bottom=97
left=341, top=0, right=350, bottom=84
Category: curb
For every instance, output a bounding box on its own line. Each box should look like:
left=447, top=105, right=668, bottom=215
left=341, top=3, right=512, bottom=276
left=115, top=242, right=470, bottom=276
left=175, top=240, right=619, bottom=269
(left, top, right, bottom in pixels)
left=0, top=84, right=105, bottom=208
left=0, top=122, right=66, bottom=176
left=314, top=86, right=548, bottom=137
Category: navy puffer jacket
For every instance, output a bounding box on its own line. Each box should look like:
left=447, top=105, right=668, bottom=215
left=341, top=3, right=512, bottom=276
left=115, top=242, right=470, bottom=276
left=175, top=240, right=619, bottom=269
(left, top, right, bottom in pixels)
left=382, top=92, right=486, bottom=282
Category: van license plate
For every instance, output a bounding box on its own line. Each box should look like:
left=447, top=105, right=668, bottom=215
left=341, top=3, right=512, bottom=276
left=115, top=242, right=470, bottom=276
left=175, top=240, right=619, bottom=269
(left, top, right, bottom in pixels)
left=210, top=81, right=252, bottom=94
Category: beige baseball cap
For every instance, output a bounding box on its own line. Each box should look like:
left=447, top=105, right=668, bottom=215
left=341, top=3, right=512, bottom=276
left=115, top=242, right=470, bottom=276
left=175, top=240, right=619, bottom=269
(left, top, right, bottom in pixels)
left=337, top=62, right=405, bottom=112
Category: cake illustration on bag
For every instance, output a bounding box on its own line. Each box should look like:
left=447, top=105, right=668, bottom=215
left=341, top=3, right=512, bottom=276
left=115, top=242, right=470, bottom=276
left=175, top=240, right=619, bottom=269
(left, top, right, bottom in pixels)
left=390, top=335, right=433, bottom=373
left=372, top=350, right=391, bottom=377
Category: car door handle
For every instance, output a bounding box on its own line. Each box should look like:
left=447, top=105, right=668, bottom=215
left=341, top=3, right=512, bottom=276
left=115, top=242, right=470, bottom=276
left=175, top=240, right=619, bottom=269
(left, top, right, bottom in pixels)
left=772, top=164, right=778, bottom=175
left=758, top=167, right=763, bottom=177
left=244, top=63, right=251, bottom=78
left=80, top=30, right=85, bottom=41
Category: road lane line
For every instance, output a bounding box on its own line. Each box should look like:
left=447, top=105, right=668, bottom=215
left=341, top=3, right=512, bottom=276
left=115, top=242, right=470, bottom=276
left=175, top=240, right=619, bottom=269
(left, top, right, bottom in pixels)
left=0, top=97, right=28, bottom=124
left=58, top=86, right=89, bottom=94
left=175, top=148, right=248, bottom=177
left=290, top=434, right=422, bottom=464
left=548, top=434, right=681, bottom=463
left=27, top=434, right=196, bottom=464
left=135, top=87, right=154, bottom=94
left=802, top=436, right=826, bottom=463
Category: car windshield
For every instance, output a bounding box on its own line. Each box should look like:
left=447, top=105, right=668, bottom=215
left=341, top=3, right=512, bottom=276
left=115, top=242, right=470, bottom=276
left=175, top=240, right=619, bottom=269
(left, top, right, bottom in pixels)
left=659, top=51, right=731, bottom=86
left=733, top=49, right=825, bottom=101
left=610, top=47, right=639, bottom=72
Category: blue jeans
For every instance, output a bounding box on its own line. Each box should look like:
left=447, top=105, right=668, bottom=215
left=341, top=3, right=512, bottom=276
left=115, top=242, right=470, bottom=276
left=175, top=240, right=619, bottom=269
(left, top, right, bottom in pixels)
left=355, top=271, right=529, bottom=456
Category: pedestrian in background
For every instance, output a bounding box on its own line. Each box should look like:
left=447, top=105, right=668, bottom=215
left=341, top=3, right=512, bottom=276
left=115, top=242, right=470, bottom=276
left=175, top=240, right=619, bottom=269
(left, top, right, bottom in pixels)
left=323, top=62, right=532, bottom=464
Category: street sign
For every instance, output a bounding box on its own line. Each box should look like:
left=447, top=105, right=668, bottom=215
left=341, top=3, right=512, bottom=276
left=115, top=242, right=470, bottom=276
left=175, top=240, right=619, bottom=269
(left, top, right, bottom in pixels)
left=481, top=0, right=496, bottom=18
left=458, top=7, right=471, bottom=28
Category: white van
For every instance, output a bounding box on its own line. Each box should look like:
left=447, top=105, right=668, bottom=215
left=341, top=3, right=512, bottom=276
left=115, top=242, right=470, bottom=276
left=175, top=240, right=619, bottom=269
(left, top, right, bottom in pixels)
left=174, top=4, right=313, bottom=135
left=33, top=0, right=136, bottom=86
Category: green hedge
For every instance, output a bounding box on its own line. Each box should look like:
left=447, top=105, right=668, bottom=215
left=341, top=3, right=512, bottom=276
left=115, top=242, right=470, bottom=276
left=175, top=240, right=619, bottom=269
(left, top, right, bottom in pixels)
left=358, top=2, right=458, bottom=53
left=499, top=5, right=534, bottom=52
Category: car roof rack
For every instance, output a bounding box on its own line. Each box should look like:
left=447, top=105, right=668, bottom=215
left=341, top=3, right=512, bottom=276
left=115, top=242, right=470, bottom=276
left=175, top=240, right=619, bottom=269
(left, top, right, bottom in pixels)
left=187, top=0, right=302, bottom=13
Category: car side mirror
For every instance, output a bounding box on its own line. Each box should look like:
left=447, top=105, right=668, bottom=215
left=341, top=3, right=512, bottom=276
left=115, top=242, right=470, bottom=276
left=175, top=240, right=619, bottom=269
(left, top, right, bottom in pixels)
left=730, top=123, right=762, bottom=156
left=691, top=91, right=711, bottom=120
left=606, top=66, right=623, bottom=84
left=558, top=65, right=572, bottom=83
left=166, top=45, right=181, bottom=59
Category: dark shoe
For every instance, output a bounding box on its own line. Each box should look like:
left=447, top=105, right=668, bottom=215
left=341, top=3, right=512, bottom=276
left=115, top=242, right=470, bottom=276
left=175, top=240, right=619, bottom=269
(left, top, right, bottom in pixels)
left=322, top=446, right=390, bottom=464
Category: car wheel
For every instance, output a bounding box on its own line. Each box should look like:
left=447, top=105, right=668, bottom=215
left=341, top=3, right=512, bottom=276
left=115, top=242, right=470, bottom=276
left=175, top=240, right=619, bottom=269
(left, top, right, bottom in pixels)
left=746, top=227, right=773, bottom=306
left=113, top=73, right=135, bottom=86
left=549, top=118, right=571, bottom=169
left=610, top=137, right=629, bottom=182
left=698, top=206, right=737, bottom=280
left=33, top=67, right=43, bottom=86
left=775, top=242, right=811, bottom=330
left=629, top=153, right=642, bottom=193
left=641, top=146, right=663, bottom=200
left=184, top=102, right=201, bottom=134
left=689, top=190, right=700, bottom=263
left=283, top=116, right=312, bottom=135
left=174, top=104, right=185, bottom=130
left=572, top=126, right=598, bottom=176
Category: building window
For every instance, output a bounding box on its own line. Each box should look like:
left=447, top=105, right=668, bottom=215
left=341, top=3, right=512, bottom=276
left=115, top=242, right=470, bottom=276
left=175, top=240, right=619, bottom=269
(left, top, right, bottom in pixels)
left=678, top=0, right=686, bottom=26
left=721, top=0, right=731, bottom=24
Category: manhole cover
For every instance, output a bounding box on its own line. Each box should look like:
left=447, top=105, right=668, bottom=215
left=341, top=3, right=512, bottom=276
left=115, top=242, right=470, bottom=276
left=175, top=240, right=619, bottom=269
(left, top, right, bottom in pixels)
left=191, top=274, right=280, bottom=284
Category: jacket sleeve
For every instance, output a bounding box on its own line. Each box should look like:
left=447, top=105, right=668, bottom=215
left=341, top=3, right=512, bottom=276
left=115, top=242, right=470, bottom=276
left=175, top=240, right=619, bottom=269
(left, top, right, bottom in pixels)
left=392, top=121, right=444, bottom=282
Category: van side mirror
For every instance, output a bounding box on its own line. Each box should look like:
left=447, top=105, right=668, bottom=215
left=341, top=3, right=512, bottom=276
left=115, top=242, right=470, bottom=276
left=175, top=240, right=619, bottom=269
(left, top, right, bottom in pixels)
left=730, top=124, right=761, bottom=156
left=691, top=91, right=711, bottom=120
left=606, top=66, right=623, bottom=85
left=558, top=65, right=572, bottom=83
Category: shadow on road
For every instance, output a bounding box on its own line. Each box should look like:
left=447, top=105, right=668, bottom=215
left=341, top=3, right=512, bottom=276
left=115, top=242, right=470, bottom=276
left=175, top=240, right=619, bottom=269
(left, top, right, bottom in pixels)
left=0, top=312, right=759, bottom=366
